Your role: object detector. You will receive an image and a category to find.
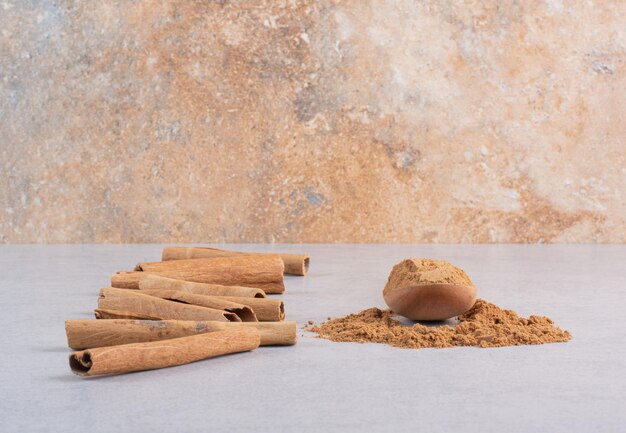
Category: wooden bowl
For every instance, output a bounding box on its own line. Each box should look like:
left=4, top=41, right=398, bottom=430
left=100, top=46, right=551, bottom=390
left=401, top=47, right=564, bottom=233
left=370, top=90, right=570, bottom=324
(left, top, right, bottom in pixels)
left=383, top=283, right=477, bottom=321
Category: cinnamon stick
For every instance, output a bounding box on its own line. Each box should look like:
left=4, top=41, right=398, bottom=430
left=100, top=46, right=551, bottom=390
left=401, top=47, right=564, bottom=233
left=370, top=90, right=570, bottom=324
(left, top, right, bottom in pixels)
left=97, top=287, right=240, bottom=322
left=113, top=255, right=285, bottom=294
left=162, top=246, right=310, bottom=276
left=134, top=274, right=266, bottom=298
left=69, top=328, right=260, bottom=377
left=214, top=296, right=285, bottom=322
left=65, top=319, right=297, bottom=348
left=139, top=289, right=258, bottom=322
left=94, top=309, right=154, bottom=320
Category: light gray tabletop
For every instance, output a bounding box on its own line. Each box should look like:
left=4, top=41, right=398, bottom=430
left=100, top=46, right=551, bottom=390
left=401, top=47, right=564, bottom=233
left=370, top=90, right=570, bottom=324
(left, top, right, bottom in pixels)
left=0, top=244, right=624, bottom=433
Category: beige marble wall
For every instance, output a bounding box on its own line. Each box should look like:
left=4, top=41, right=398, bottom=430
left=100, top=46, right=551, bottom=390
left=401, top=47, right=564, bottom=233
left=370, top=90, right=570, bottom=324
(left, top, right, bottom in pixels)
left=1, top=1, right=624, bottom=243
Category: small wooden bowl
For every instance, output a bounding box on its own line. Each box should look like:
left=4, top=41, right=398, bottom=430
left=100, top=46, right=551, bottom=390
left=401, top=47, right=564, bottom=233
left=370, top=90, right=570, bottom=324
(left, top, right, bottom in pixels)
left=383, top=283, right=477, bottom=321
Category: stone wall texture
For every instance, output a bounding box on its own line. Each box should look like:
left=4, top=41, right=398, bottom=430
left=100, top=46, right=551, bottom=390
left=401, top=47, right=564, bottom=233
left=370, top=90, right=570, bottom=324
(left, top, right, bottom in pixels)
left=1, top=1, right=624, bottom=243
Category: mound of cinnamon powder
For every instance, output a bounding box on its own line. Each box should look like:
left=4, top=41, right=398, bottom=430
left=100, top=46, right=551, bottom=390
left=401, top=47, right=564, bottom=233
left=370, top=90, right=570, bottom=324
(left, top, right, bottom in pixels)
left=306, top=299, right=571, bottom=349
left=383, top=258, right=474, bottom=296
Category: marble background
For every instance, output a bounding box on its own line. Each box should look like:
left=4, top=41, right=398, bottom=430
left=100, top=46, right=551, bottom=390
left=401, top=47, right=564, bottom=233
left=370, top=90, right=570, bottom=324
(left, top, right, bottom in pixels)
left=1, top=1, right=624, bottom=243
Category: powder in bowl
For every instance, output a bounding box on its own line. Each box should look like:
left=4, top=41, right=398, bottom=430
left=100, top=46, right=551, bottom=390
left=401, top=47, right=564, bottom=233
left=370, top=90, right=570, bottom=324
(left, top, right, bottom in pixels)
left=383, top=258, right=476, bottom=320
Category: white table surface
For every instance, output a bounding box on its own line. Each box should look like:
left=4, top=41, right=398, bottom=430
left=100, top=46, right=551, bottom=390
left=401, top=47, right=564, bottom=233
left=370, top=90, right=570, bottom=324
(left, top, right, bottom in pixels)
left=0, top=244, right=624, bottom=433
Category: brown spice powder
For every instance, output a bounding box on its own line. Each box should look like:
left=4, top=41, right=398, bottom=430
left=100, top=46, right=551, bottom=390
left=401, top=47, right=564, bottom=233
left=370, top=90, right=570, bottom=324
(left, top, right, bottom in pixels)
left=306, top=299, right=571, bottom=349
left=383, top=258, right=474, bottom=297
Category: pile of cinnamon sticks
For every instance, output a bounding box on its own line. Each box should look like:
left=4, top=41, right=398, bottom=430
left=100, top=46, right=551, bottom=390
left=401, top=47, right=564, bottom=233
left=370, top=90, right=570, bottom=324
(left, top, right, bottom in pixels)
left=65, top=246, right=309, bottom=377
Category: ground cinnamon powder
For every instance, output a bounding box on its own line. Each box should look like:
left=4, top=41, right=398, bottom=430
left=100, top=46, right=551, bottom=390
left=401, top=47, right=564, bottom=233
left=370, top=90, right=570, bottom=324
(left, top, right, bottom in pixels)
left=306, top=299, right=571, bottom=349
left=383, top=258, right=474, bottom=296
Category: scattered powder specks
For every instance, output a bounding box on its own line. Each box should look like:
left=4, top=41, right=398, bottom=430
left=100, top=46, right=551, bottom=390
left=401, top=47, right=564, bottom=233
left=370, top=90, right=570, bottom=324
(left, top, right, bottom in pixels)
left=305, top=299, right=571, bottom=349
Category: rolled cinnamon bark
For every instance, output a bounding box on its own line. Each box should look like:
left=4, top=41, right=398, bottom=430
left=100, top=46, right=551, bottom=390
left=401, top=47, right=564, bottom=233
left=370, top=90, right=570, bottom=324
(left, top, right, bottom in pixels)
left=135, top=274, right=266, bottom=298
left=65, top=319, right=297, bottom=348
left=94, top=309, right=154, bottom=320
left=97, top=287, right=240, bottom=322
left=162, top=246, right=310, bottom=276
left=137, top=289, right=280, bottom=321
left=215, top=296, right=285, bottom=322
left=139, top=289, right=258, bottom=322
left=113, top=255, right=285, bottom=294
left=69, top=328, right=260, bottom=377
